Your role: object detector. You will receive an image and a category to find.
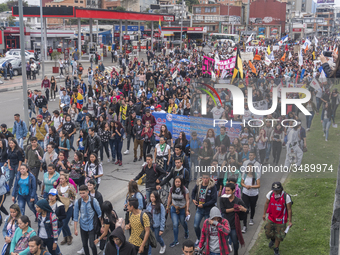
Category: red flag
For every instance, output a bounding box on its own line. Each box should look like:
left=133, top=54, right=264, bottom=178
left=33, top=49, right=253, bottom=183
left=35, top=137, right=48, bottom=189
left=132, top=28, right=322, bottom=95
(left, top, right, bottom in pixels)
left=255, top=49, right=258, bottom=55
left=285, top=44, right=288, bottom=51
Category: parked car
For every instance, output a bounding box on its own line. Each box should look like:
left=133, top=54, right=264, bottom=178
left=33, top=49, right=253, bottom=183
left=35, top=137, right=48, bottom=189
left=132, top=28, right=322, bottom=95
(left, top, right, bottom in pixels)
left=0, top=58, right=40, bottom=76
left=5, top=49, right=35, bottom=61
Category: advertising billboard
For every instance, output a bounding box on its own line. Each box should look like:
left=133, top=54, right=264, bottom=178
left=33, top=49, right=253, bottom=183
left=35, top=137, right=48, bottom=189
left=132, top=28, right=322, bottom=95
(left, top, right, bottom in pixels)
left=317, top=0, right=334, bottom=3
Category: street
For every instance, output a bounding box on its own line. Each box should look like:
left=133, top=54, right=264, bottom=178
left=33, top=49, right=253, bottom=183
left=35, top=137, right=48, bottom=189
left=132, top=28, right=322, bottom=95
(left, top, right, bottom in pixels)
left=0, top=86, right=290, bottom=255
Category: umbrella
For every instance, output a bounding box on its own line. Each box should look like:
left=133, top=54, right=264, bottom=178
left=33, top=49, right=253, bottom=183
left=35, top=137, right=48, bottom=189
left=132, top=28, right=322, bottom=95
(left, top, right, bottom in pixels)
left=180, top=59, right=189, bottom=63
left=257, top=35, right=265, bottom=38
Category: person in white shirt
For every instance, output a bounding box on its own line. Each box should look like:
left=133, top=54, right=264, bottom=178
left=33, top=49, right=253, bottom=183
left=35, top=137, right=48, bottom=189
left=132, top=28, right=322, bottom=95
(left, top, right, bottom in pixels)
left=210, top=103, right=224, bottom=119
left=59, top=58, right=64, bottom=76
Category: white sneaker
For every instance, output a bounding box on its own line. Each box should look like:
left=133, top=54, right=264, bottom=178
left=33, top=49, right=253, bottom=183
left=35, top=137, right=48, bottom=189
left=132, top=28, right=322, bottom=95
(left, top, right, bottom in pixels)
left=242, top=226, right=247, bottom=233
left=142, top=162, right=147, bottom=166
left=77, top=248, right=85, bottom=254
left=53, top=99, right=56, bottom=101
left=123, top=150, right=129, bottom=155
left=323, top=133, right=325, bottom=137
left=107, top=158, right=110, bottom=163
left=325, top=139, right=328, bottom=141
left=159, top=245, right=166, bottom=254
left=249, top=219, right=254, bottom=225
left=194, top=239, right=200, bottom=247
left=229, top=244, right=233, bottom=252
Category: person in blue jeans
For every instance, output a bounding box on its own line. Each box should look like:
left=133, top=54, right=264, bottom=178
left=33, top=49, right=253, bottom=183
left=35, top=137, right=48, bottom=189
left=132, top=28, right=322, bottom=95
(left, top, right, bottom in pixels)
left=167, top=176, right=190, bottom=248
left=147, top=191, right=166, bottom=254
left=220, top=183, right=248, bottom=255
left=7, top=139, right=23, bottom=190
left=11, top=164, right=37, bottom=216
left=191, top=173, right=217, bottom=246
left=109, top=121, right=116, bottom=164
left=321, top=101, right=333, bottom=141
left=114, top=121, right=125, bottom=166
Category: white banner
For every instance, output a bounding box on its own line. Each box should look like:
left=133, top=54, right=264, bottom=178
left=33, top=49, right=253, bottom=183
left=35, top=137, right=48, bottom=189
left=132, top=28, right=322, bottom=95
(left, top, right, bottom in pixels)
left=245, top=46, right=267, bottom=53
left=240, top=52, right=254, bottom=62
left=310, top=78, right=322, bottom=92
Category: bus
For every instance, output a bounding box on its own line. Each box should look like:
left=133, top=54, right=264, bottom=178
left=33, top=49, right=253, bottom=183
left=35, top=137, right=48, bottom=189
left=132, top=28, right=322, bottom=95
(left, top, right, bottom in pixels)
left=208, top=33, right=239, bottom=45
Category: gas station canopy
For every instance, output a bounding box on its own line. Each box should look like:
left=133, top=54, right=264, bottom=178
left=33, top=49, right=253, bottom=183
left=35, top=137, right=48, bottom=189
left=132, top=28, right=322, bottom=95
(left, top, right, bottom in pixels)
left=12, top=6, right=175, bottom=22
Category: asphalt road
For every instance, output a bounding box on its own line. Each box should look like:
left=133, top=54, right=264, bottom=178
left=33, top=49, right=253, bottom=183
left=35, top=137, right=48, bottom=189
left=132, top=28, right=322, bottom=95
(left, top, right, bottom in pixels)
left=0, top=87, right=293, bottom=255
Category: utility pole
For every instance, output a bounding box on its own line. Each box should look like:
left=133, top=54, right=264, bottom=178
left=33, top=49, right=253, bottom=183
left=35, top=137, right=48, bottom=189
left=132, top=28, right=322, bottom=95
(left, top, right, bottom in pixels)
left=40, top=0, right=44, bottom=78
left=180, top=0, right=184, bottom=50
left=18, top=0, right=29, bottom=128
left=246, top=0, right=250, bottom=32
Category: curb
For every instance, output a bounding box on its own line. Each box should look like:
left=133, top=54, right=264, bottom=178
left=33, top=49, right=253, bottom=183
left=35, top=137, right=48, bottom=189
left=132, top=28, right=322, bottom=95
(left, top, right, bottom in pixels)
left=245, top=171, right=290, bottom=255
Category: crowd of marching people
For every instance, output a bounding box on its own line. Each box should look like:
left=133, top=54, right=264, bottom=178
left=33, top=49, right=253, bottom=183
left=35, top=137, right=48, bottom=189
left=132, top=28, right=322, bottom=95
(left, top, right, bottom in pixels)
left=0, top=34, right=339, bottom=255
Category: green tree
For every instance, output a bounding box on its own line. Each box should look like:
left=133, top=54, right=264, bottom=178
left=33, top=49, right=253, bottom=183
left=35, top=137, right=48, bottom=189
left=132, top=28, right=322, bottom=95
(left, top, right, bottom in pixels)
left=6, top=15, right=15, bottom=26
left=114, top=6, right=126, bottom=11
left=0, top=3, right=9, bottom=12
left=6, top=0, right=28, bottom=10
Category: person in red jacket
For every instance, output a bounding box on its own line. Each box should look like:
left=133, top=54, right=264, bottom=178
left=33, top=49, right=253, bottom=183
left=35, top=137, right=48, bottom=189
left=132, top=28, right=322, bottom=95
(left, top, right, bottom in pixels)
left=142, top=109, right=156, bottom=128
left=263, top=182, right=293, bottom=255
left=141, top=120, right=153, bottom=166
left=41, top=76, right=51, bottom=101
left=196, top=206, right=231, bottom=255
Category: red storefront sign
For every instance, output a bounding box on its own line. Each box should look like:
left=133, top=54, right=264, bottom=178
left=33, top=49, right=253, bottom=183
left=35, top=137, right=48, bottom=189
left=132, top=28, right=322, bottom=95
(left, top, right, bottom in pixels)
left=154, top=33, right=160, bottom=37
left=292, top=28, right=302, bottom=32
left=114, top=33, right=120, bottom=37
left=123, top=35, right=130, bottom=40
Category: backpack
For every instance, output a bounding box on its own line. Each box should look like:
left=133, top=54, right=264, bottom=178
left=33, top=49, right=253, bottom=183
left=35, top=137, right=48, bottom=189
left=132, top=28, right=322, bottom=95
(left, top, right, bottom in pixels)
left=78, top=197, right=101, bottom=235
left=143, top=163, right=157, bottom=175
left=136, top=192, right=147, bottom=210
left=139, top=211, right=157, bottom=248
left=269, top=191, right=293, bottom=207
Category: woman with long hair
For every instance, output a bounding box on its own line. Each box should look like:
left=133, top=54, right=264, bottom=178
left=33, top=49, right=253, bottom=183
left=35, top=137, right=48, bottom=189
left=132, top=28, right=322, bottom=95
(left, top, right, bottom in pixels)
left=44, top=126, right=60, bottom=152
left=141, top=121, right=153, bottom=165
left=50, top=76, right=57, bottom=101
left=56, top=173, right=77, bottom=246
left=41, top=163, right=60, bottom=200
left=147, top=191, right=166, bottom=254
left=167, top=177, right=189, bottom=248
left=94, top=201, right=118, bottom=251
left=198, top=139, right=214, bottom=168
left=68, top=103, right=79, bottom=124
left=203, top=129, right=216, bottom=151
left=154, top=137, right=171, bottom=172
left=0, top=139, right=8, bottom=169
left=174, top=131, right=189, bottom=155
left=213, top=144, right=228, bottom=166
left=255, top=129, right=268, bottom=164
left=77, top=129, right=88, bottom=154
left=9, top=215, right=36, bottom=255
left=58, top=130, right=70, bottom=160
left=35, top=199, right=60, bottom=255
left=322, top=101, right=333, bottom=141
left=233, top=137, right=242, bottom=153
left=68, top=151, right=84, bottom=187
left=114, top=121, right=125, bottom=166
left=108, top=121, right=116, bottom=164
left=7, top=139, right=22, bottom=190
left=124, top=180, right=144, bottom=210
left=53, top=151, right=69, bottom=173
left=29, top=118, right=37, bottom=139
left=155, top=124, right=173, bottom=147
left=48, top=188, right=66, bottom=242
left=11, top=164, right=37, bottom=216
left=270, top=123, right=284, bottom=165
left=241, top=163, right=261, bottom=233
left=84, top=153, right=103, bottom=190
left=99, top=122, right=111, bottom=163
left=2, top=204, right=21, bottom=255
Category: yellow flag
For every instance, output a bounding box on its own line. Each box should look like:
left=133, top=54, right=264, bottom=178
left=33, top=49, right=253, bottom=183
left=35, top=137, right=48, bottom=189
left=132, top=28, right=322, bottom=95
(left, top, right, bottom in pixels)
left=237, top=55, right=243, bottom=79
left=267, top=45, right=271, bottom=55
left=299, top=84, right=307, bottom=99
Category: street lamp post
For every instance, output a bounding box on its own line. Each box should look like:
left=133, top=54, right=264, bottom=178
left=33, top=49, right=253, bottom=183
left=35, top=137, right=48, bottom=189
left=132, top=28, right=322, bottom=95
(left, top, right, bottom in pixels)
left=180, top=0, right=184, bottom=50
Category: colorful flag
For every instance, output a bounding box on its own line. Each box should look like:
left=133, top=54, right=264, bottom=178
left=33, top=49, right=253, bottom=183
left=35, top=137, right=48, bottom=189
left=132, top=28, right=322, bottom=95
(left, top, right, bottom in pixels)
left=278, top=35, right=288, bottom=46
left=304, top=45, right=308, bottom=54
left=158, top=18, right=162, bottom=34
left=246, top=33, right=253, bottom=44
left=267, top=45, right=271, bottom=55
left=232, top=48, right=243, bottom=82
left=281, top=53, right=286, bottom=61
left=249, top=60, right=257, bottom=74
left=314, top=36, right=318, bottom=48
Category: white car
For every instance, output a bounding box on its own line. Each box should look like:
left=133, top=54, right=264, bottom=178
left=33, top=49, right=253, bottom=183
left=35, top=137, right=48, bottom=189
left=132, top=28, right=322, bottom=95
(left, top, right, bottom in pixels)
left=5, top=49, right=34, bottom=60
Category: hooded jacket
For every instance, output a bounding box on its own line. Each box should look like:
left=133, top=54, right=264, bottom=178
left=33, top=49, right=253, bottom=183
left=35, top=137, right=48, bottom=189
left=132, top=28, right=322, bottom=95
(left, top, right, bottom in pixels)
left=104, top=227, right=137, bottom=255
left=191, top=177, right=217, bottom=213
left=198, top=207, right=231, bottom=255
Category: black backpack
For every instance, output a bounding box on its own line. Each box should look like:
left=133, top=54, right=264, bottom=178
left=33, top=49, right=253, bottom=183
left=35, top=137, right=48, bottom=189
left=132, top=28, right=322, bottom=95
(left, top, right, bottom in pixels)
left=140, top=211, right=157, bottom=248
left=78, top=197, right=101, bottom=235
left=269, top=191, right=293, bottom=207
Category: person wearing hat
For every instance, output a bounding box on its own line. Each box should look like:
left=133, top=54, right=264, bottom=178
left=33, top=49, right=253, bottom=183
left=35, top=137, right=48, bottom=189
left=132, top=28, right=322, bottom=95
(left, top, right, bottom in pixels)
left=35, top=199, right=60, bottom=255
left=0, top=124, right=14, bottom=141
left=263, top=182, right=292, bottom=255
left=48, top=189, right=66, bottom=247
left=195, top=206, right=231, bottom=255
left=155, top=104, right=166, bottom=113
left=35, top=115, right=49, bottom=150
